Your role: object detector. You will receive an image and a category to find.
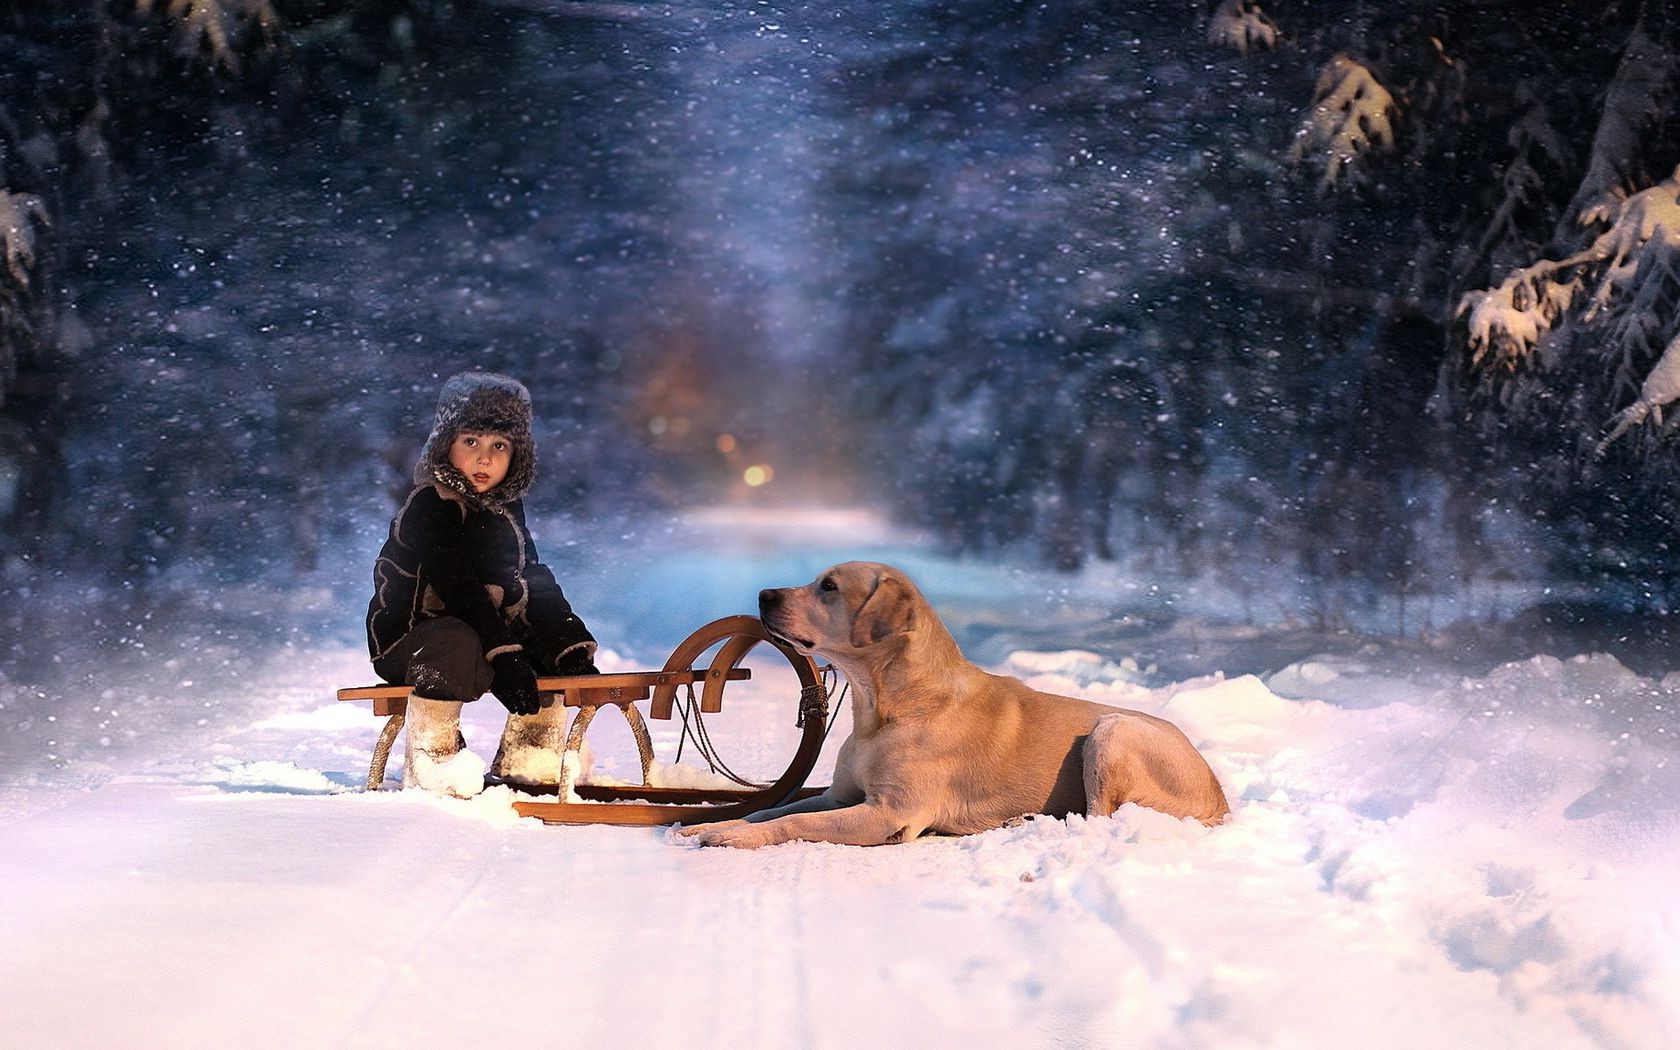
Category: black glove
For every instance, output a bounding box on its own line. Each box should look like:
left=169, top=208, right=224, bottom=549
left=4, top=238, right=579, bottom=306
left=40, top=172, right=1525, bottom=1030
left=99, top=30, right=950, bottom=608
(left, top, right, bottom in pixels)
left=490, top=651, right=542, bottom=716
left=552, top=647, right=600, bottom=676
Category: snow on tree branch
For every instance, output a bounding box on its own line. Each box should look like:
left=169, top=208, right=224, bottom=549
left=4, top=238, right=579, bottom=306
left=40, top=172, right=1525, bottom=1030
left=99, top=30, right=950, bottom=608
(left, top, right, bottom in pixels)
left=1461, top=167, right=1680, bottom=446
left=1287, top=54, right=1397, bottom=193
left=1207, top=0, right=1277, bottom=56
left=0, top=191, right=50, bottom=290
left=1458, top=259, right=1582, bottom=374
left=135, top=0, right=279, bottom=74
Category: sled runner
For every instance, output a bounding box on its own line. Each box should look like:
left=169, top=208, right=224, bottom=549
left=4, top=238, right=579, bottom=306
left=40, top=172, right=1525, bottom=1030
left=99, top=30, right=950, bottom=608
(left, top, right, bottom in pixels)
left=337, top=616, right=833, bottom=826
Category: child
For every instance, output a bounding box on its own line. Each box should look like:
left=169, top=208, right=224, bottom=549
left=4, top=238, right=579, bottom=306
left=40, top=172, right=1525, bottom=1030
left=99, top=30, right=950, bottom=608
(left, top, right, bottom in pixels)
left=367, top=371, right=598, bottom=797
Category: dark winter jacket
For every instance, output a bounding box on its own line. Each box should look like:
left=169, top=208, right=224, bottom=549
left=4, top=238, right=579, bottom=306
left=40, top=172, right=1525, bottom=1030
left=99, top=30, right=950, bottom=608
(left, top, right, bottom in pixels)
left=366, top=372, right=596, bottom=673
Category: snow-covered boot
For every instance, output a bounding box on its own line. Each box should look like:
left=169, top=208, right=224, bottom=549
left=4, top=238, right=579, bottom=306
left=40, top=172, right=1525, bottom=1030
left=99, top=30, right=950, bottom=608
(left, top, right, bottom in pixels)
left=488, top=696, right=567, bottom=790
left=402, top=695, right=486, bottom=798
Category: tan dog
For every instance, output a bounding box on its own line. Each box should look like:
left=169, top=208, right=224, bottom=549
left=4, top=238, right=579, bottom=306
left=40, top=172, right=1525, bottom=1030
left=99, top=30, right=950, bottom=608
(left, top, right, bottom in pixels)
left=679, top=561, right=1229, bottom=849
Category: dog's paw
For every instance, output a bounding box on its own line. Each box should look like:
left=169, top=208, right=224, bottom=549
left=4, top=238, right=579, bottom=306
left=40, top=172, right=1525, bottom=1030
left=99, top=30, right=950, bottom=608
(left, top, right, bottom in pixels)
left=692, top=821, right=776, bottom=849
left=673, top=819, right=749, bottom=843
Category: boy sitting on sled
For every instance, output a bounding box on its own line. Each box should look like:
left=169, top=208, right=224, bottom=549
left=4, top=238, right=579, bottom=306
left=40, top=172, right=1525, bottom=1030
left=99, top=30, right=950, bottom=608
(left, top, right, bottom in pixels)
left=366, top=371, right=599, bottom=797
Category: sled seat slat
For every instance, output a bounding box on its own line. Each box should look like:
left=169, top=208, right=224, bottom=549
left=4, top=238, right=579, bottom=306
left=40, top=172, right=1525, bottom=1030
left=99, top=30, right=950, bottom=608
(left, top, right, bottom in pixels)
left=335, top=668, right=748, bottom=718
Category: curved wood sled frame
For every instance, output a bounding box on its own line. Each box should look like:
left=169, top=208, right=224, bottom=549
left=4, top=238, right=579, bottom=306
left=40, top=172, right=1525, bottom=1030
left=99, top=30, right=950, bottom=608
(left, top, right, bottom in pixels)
left=511, top=615, right=830, bottom=826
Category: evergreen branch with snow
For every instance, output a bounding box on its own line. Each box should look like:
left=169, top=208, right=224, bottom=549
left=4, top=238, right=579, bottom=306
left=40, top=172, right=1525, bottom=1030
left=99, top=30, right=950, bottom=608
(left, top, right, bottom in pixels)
left=1462, top=167, right=1680, bottom=446
left=1287, top=54, right=1397, bottom=194
left=1207, top=0, right=1278, bottom=56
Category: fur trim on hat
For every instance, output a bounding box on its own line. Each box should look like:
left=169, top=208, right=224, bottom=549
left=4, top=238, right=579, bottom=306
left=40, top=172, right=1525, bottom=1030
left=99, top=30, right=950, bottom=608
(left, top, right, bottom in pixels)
left=414, top=371, right=537, bottom=507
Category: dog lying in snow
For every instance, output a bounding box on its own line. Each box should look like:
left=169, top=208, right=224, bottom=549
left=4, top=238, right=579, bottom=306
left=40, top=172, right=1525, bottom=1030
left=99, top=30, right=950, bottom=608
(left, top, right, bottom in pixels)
left=679, top=561, right=1229, bottom=848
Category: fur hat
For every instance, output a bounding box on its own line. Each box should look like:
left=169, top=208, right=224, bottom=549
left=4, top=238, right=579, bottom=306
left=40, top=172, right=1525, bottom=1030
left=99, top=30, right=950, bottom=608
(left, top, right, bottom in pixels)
left=414, top=371, right=537, bottom=507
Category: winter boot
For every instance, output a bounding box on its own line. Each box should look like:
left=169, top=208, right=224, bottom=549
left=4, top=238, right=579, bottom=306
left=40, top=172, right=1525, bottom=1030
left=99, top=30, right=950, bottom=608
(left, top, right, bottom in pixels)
left=402, top=695, right=486, bottom=798
left=488, top=696, right=567, bottom=790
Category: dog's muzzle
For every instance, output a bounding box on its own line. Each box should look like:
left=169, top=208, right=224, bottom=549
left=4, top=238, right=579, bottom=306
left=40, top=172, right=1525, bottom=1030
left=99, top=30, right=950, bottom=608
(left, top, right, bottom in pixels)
left=758, top=589, right=814, bottom=650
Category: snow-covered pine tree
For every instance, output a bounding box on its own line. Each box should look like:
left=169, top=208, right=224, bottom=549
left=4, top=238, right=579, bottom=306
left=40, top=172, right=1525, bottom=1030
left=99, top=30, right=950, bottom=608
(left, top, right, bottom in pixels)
left=1461, top=169, right=1680, bottom=380
left=1458, top=5, right=1680, bottom=451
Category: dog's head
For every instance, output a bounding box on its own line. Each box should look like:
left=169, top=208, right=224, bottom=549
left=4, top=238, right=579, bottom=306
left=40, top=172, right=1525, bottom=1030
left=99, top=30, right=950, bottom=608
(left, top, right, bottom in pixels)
left=759, top=561, right=922, bottom=656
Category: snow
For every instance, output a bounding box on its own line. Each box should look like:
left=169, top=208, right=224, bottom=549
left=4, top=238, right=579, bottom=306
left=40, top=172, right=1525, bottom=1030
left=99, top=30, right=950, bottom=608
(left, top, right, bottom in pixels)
left=2, top=508, right=1678, bottom=1048
left=405, top=743, right=489, bottom=799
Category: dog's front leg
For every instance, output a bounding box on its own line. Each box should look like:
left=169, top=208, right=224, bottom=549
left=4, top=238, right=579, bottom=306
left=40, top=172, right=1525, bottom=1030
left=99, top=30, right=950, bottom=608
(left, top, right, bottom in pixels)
left=673, top=794, right=843, bottom=841
left=673, top=794, right=847, bottom=843
left=744, top=789, right=859, bottom=823
left=676, top=768, right=866, bottom=839
left=686, top=802, right=918, bottom=849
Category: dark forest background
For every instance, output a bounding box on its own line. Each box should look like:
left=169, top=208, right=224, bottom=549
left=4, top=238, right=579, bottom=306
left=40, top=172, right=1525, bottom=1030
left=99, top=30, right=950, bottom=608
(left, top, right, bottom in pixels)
left=6, top=0, right=1680, bottom=679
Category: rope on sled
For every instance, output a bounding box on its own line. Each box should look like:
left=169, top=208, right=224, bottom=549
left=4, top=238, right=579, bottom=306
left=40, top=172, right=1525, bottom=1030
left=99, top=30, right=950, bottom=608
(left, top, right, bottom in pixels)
left=671, top=670, right=845, bottom=789
left=367, top=712, right=405, bottom=791
left=816, top=666, right=848, bottom=748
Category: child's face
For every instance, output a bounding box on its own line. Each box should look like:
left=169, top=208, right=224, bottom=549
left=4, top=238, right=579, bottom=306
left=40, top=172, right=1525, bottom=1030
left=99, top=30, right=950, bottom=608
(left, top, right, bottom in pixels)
left=448, top=431, right=513, bottom=493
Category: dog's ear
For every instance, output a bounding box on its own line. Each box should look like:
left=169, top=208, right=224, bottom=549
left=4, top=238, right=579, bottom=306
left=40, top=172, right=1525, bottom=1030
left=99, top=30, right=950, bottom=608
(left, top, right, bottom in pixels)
left=850, top=573, right=915, bottom=647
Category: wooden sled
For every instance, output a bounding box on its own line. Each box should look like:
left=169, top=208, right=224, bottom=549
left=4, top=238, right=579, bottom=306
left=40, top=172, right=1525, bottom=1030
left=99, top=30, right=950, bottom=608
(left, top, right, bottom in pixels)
left=337, top=616, right=832, bottom=826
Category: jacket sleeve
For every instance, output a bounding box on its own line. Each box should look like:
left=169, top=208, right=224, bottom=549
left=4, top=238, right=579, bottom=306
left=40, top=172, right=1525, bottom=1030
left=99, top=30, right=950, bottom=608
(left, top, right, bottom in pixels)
left=397, top=486, right=518, bottom=654
left=509, top=501, right=597, bottom=669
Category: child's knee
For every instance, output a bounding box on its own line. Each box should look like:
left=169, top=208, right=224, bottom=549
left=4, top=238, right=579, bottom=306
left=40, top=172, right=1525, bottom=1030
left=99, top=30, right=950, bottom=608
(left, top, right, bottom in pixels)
left=407, top=617, right=493, bottom=700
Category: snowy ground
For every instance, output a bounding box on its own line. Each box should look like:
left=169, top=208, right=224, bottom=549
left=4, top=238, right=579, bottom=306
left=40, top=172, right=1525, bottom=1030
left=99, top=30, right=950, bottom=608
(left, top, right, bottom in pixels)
left=2, top=506, right=1678, bottom=1049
